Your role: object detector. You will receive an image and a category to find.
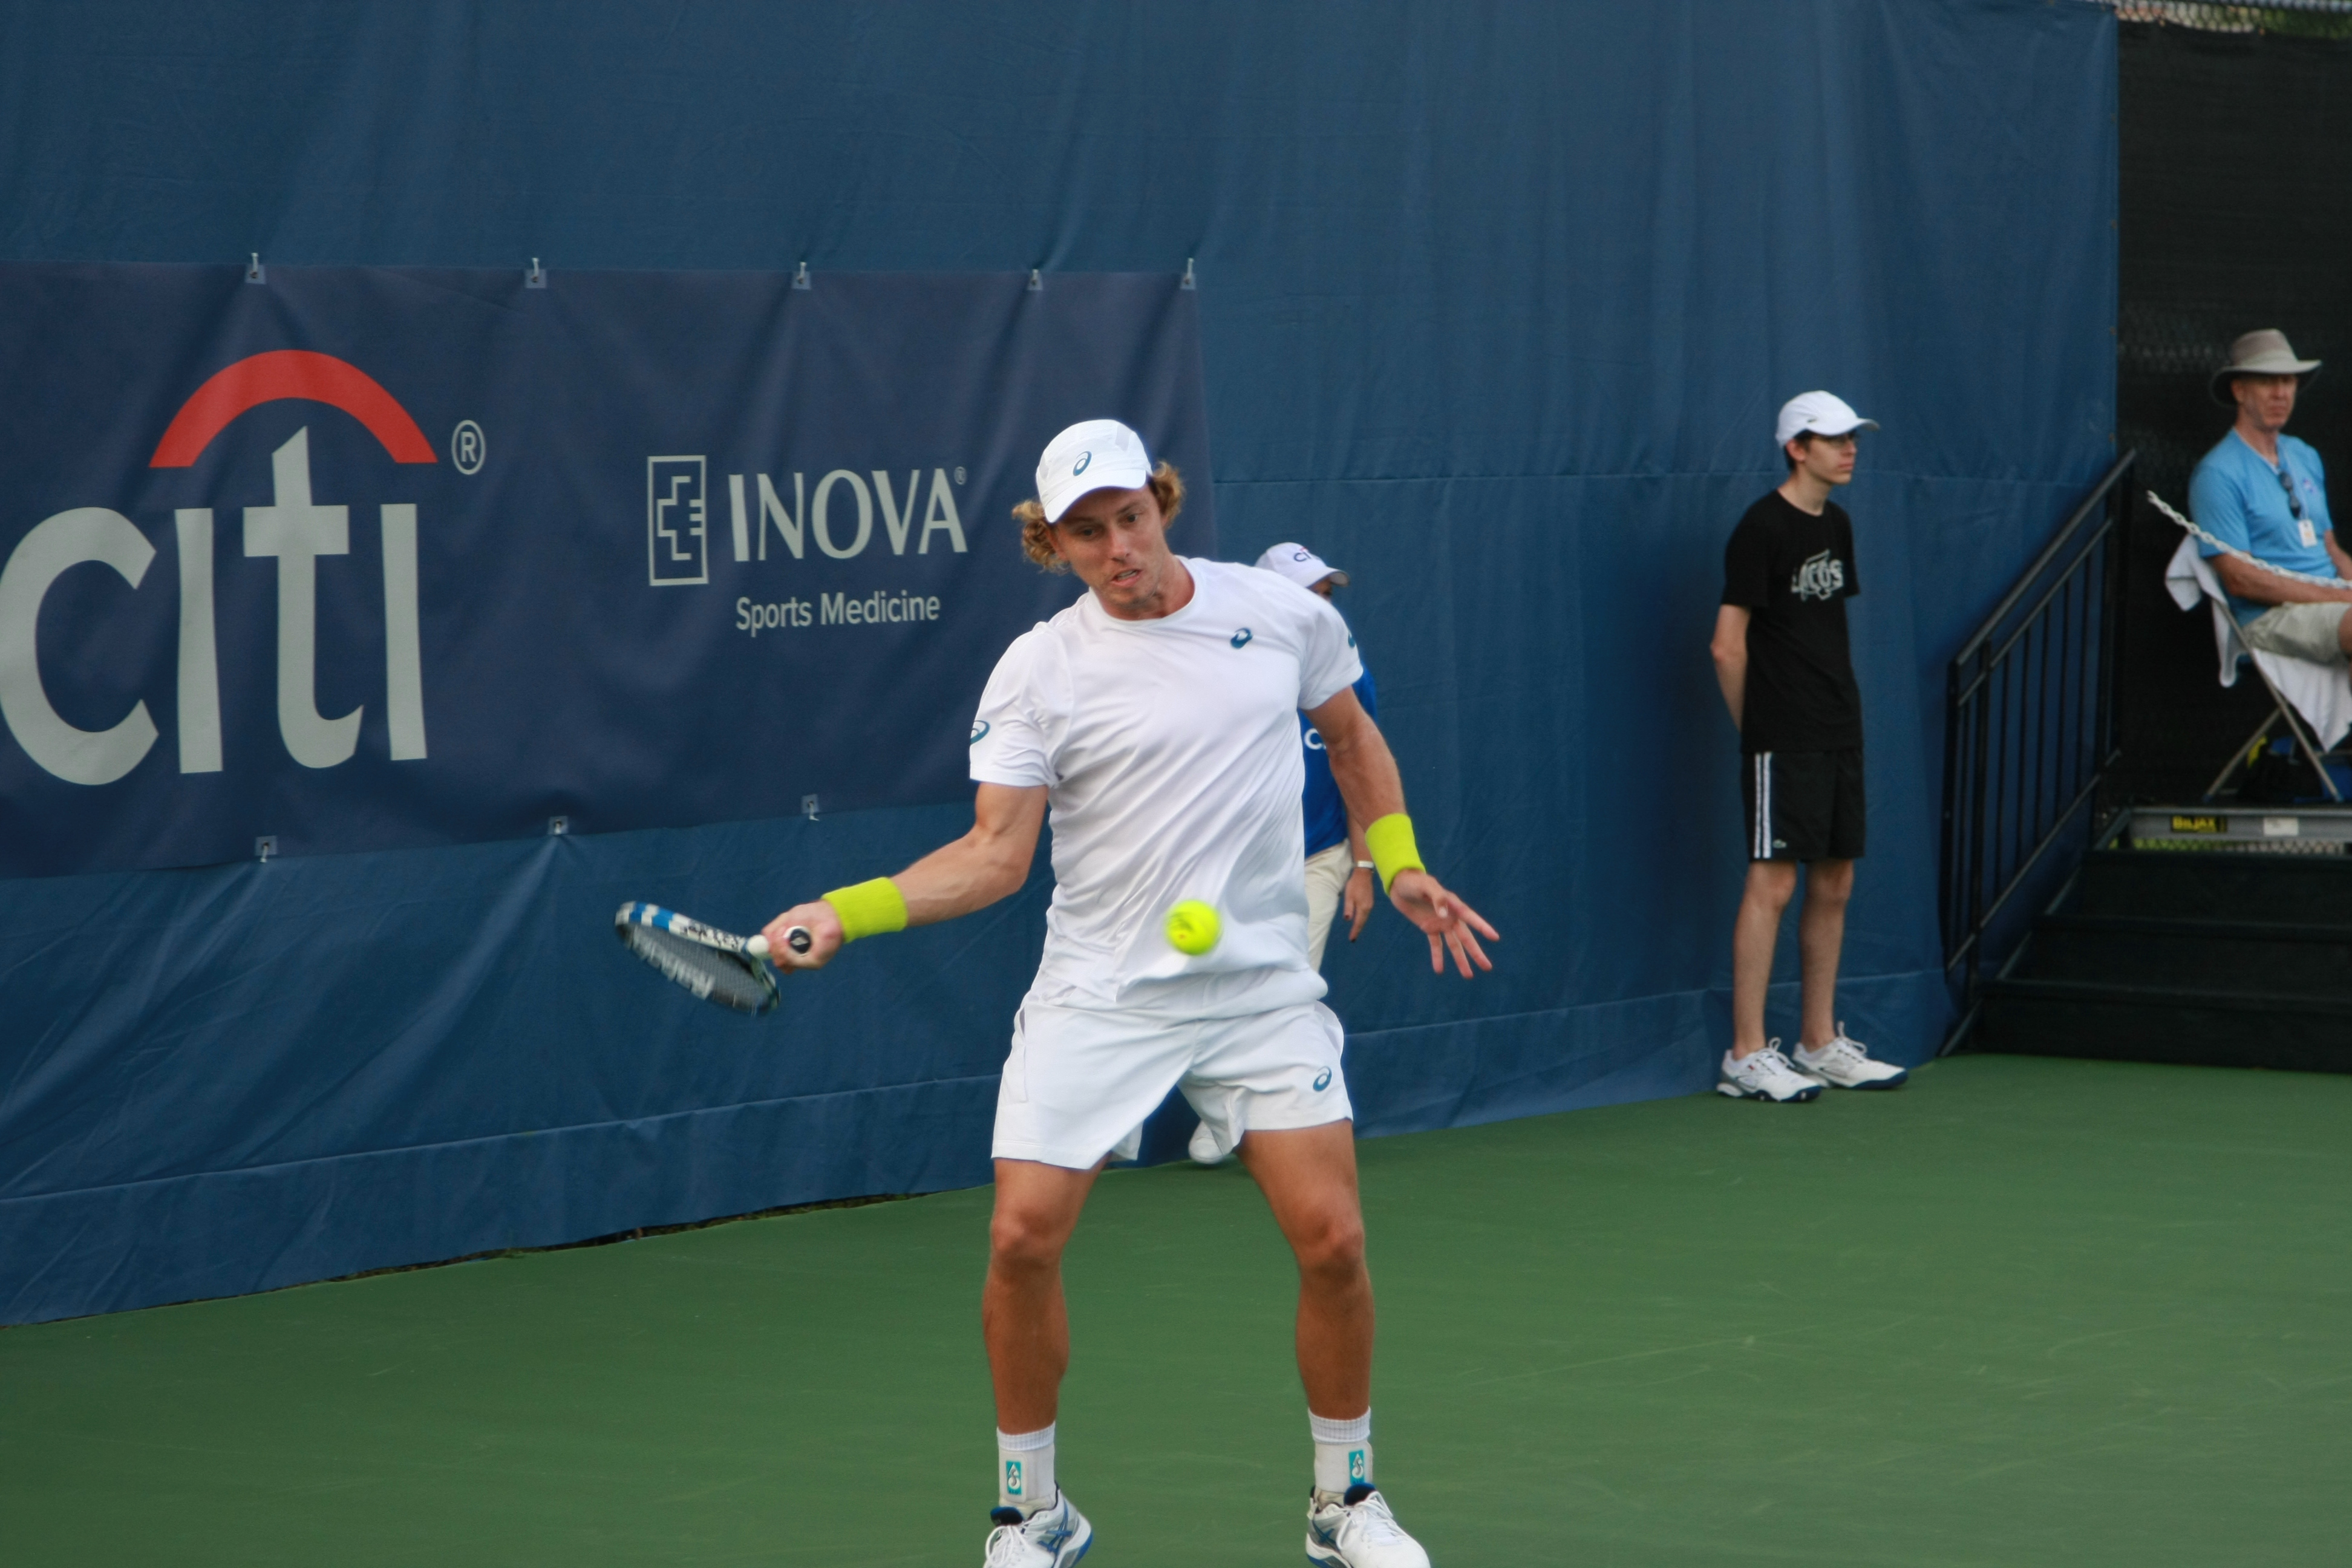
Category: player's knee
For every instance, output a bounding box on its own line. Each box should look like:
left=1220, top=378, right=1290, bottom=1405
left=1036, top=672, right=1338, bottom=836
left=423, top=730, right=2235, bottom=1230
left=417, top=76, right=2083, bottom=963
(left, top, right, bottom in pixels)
left=1290, top=1207, right=1367, bottom=1282
left=988, top=1205, right=1070, bottom=1273
left=1746, top=861, right=1798, bottom=911
left=1808, top=859, right=1856, bottom=905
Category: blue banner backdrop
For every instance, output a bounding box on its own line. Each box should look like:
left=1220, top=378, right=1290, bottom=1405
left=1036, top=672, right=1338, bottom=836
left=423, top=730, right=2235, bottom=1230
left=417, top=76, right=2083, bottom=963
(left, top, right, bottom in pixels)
left=0, top=266, right=1213, bottom=877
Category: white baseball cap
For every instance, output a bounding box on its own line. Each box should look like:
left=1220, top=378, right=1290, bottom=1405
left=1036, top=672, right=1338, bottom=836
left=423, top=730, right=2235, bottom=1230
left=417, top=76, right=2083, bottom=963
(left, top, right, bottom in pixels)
left=1774, top=390, right=1880, bottom=449
left=1254, top=542, right=1349, bottom=590
left=1036, top=419, right=1153, bottom=523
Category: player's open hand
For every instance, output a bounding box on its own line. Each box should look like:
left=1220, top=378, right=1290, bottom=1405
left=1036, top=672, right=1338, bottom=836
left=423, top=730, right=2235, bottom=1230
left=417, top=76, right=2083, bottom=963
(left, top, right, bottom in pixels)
left=761, top=901, right=845, bottom=970
left=1387, top=870, right=1498, bottom=977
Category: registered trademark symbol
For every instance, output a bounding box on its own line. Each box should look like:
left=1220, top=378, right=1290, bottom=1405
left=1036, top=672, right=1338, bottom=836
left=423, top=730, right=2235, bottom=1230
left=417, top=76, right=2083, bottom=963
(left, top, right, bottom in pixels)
left=451, top=420, right=486, bottom=474
left=954, top=466, right=966, bottom=485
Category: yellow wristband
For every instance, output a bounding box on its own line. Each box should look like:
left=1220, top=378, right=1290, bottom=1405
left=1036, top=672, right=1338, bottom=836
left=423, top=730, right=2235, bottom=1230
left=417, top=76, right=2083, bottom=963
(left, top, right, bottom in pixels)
left=1364, top=814, right=1425, bottom=894
left=822, top=877, right=909, bottom=942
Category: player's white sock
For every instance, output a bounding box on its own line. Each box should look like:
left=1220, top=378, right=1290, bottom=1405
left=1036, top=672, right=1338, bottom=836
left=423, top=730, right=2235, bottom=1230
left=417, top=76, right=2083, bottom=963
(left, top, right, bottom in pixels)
left=997, top=1423, right=1056, bottom=1516
left=1309, top=1408, right=1372, bottom=1497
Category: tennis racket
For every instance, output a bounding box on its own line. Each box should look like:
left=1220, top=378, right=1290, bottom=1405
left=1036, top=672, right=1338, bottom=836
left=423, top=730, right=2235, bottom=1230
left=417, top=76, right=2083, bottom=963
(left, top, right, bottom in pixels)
left=613, top=902, right=811, bottom=1015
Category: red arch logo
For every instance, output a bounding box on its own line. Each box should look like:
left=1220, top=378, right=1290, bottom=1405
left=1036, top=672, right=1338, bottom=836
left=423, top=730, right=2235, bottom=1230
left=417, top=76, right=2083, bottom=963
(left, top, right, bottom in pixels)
left=149, top=350, right=437, bottom=468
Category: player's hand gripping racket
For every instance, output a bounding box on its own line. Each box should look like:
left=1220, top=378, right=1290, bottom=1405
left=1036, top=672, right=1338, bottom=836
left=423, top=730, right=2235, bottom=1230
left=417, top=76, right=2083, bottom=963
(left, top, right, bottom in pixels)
left=613, top=902, right=811, bottom=1015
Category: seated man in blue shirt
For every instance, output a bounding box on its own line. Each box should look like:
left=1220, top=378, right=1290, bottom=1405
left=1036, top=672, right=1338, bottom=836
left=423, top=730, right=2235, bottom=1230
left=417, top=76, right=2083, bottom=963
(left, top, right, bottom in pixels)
left=2189, top=329, right=2352, bottom=663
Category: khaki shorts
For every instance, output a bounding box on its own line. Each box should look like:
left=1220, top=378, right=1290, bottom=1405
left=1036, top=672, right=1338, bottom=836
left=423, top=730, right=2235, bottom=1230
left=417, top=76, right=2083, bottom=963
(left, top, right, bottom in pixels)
left=2241, top=603, right=2350, bottom=665
left=1304, top=841, right=1354, bottom=970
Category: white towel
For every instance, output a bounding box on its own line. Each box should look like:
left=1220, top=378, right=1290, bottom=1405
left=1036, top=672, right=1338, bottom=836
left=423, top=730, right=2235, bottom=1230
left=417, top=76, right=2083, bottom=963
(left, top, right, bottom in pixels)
left=2164, top=534, right=2352, bottom=750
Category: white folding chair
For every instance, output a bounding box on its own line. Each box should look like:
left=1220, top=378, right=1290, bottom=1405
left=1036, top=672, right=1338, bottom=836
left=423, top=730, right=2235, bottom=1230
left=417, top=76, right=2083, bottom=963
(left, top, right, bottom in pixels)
left=2164, top=534, right=2351, bottom=800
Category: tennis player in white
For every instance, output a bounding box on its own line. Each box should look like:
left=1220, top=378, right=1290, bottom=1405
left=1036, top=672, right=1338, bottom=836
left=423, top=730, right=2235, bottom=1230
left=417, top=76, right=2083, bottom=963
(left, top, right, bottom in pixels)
left=759, top=419, right=1497, bottom=1567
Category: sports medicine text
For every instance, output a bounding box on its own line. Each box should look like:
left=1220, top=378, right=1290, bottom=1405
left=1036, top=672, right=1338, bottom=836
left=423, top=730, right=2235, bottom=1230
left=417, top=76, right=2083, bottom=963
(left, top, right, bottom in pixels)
left=737, top=590, right=944, bottom=635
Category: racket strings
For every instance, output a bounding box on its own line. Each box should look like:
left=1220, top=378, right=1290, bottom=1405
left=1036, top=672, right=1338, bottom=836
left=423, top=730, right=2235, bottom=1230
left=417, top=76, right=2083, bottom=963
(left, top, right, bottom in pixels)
left=619, top=923, right=778, bottom=1014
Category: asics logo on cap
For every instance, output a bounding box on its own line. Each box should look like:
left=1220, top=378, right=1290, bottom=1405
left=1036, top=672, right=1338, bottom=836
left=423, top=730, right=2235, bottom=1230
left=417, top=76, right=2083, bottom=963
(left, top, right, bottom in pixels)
left=1230, top=628, right=1253, bottom=648
left=1072, top=451, right=1091, bottom=475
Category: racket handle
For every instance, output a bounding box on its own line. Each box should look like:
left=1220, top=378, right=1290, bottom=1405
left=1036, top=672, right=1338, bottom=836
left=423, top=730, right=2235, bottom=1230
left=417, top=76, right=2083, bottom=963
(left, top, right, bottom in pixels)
left=746, top=927, right=814, bottom=962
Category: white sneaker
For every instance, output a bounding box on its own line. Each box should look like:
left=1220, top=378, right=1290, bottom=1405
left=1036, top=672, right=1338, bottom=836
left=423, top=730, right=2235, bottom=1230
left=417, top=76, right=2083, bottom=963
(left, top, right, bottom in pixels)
left=1187, top=1119, right=1231, bottom=1167
left=1716, top=1042, right=1821, bottom=1102
left=983, top=1491, right=1092, bottom=1567
left=1792, top=1028, right=1908, bottom=1089
left=1305, top=1484, right=1431, bottom=1567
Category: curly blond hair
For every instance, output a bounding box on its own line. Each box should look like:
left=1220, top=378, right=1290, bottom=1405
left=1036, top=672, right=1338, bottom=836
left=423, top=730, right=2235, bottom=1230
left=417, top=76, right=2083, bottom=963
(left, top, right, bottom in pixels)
left=1014, top=462, right=1187, bottom=572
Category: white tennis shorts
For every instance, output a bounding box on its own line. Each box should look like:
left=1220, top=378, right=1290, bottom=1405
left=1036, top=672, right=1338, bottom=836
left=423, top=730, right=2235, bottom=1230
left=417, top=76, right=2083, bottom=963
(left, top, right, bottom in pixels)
left=991, top=996, right=1353, bottom=1169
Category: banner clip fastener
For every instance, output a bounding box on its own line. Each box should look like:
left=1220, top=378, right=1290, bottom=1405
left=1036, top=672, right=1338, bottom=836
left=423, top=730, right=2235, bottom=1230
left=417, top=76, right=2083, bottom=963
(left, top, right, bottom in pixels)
left=547, top=816, right=567, bottom=836
left=246, top=253, right=266, bottom=285
left=1181, top=257, right=1196, bottom=291
left=793, top=261, right=811, bottom=291
left=1028, top=269, right=1042, bottom=293
left=526, top=257, right=546, bottom=290
left=803, top=794, right=821, bottom=822
left=255, top=835, right=277, bottom=862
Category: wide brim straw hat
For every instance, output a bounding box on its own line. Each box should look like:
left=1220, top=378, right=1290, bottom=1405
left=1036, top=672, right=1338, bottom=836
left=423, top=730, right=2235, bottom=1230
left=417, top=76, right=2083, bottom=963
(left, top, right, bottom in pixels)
left=2210, top=328, right=2321, bottom=404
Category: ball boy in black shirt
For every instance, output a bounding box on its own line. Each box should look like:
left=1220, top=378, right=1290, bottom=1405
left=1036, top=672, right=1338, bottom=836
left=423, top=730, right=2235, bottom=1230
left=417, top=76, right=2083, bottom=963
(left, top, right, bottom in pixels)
left=1708, top=391, right=1909, bottom=1102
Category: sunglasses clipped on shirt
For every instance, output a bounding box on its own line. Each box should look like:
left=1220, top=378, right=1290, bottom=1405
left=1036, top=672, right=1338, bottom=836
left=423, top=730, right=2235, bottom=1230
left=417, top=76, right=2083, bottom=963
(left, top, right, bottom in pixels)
left=2277, top=464, right=2305, bottom=520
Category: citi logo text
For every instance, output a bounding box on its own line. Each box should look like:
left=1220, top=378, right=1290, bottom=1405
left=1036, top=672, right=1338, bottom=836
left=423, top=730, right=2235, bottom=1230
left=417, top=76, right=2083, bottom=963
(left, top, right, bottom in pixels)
left=0, top=351, right=431, bottom=785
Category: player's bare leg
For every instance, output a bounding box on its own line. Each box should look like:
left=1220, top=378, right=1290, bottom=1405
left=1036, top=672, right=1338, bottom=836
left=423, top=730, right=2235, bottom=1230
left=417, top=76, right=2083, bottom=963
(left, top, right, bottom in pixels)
left=1239, top=1122, right=1373, bottom=1414
left=1244, top=1120, right=1428, bottom=1565
left=1730, top=859, right=1798, bottom=1057
left=1795, top=857, right=1854, bottom=1050
left=984, top=1157, right=1100, bottom=1431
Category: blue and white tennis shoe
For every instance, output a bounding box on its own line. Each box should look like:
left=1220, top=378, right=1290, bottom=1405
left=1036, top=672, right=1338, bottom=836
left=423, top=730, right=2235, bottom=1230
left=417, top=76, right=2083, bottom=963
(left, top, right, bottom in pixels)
left=1792, top=1027, right=1908, bottom=1089
left=1305, top=1483, right=1430, bottom=1567
left=983, top=1491, right=1092, bottom=1567
left=1716, top=1041, right=1821, bottom=1102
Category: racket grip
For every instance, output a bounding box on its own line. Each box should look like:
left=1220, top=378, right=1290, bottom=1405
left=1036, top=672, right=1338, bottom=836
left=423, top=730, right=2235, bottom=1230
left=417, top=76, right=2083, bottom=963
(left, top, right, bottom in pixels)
left=746, top=927, right=814, bottom=962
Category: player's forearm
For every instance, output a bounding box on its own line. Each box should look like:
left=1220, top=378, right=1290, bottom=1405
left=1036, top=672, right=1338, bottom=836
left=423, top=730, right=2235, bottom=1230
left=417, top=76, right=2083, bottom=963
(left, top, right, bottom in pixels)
left=890, top=826, right=1035, bottom=925
left=1346, top=816, right=1370, bottom=863
left=1324, top=724, right=1406, bottom=826
left=1712, top=653, right=1746, bottom=729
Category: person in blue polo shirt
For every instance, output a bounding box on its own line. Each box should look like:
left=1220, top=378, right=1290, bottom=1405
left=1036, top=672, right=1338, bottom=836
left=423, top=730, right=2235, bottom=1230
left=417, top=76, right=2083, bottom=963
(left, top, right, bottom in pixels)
left=1191, top=542, right=1379, bottom=1167
left=2190, top=329, right=2352, bottom=661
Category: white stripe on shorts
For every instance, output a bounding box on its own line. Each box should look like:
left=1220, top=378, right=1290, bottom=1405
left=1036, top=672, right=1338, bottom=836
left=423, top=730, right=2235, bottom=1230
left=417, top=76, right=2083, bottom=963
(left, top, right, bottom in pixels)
left=1753, top=751, right=1772, bottom=859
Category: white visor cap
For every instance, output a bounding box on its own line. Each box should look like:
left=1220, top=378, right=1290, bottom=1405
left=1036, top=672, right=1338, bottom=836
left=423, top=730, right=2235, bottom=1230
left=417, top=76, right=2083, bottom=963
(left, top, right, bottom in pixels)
left=1036, top=419, right=1154, bottom=523
left=1774, top=390, right=1880, bottom=449
left=1254, top=542, right=1350, bottom=591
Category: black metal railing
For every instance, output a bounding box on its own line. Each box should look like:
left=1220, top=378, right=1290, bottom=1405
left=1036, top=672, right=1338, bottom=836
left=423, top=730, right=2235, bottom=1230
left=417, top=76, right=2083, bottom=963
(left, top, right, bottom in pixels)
left=1940, top=452, right=2137, bottom=1043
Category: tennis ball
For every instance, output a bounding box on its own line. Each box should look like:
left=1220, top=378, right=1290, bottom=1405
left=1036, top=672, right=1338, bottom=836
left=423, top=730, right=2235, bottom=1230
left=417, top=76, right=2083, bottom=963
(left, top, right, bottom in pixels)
left=1166, top=900, right=1221, bottom=955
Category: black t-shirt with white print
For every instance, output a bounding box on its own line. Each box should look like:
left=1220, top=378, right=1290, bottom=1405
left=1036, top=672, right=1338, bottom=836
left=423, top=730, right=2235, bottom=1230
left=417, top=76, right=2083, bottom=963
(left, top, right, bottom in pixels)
left=1721, top=489, right=1862, bottom=754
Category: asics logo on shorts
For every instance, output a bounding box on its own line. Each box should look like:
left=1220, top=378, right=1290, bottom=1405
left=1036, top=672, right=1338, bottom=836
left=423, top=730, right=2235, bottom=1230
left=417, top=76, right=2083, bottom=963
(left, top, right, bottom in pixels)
left=1313, top=1067, right=1333, bottom=1091
left=970, top=719, right=990, bottom=745
left=1230, top=627, right=1253, bottom=648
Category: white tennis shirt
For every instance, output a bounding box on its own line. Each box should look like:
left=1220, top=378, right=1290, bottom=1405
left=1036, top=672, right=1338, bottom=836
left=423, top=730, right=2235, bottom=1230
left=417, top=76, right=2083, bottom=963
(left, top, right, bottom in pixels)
left=970, top=557, right=1364, bottom=1014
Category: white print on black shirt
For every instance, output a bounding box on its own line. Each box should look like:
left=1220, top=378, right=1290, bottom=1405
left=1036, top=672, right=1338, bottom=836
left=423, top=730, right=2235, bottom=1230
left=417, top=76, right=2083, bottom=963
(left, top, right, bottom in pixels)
left=1791, top=549, right=1846, bottom=601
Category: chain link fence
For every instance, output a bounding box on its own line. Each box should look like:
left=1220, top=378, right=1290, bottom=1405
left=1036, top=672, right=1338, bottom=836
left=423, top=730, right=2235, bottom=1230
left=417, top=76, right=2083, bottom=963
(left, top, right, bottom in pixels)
left=2106, top=0, right=2352, bottom=36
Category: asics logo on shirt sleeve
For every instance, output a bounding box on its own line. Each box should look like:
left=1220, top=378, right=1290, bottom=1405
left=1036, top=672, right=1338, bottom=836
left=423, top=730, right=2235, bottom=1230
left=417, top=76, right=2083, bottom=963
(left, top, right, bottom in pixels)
left=970, top=719, right=991, bottom=745
left=1230, top=627, right=1254, bottom=648
left=1312, top=1067, right=1333, bottom=1091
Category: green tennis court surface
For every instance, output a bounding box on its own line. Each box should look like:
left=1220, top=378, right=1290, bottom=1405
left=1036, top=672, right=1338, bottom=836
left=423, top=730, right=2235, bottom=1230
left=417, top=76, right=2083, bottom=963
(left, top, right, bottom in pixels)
left=4, top=1054, right=2345, bottom=1566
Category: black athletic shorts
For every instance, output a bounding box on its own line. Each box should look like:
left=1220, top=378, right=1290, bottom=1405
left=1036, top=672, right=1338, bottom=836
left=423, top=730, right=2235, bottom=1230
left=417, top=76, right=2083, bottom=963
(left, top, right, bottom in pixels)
left=1740, top=748, right=1866, bottom=863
